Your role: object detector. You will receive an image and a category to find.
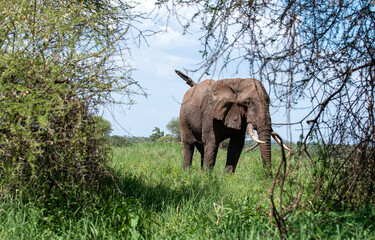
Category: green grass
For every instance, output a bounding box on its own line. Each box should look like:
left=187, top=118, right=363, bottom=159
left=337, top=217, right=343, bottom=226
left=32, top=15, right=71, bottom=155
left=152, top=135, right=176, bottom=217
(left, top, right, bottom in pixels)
left=1, top=142, right=374, bottom=239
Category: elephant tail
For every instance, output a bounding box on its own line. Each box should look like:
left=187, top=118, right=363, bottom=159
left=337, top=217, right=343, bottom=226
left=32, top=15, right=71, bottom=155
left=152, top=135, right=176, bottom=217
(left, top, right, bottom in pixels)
left=175, top=70, right=196, bottom=87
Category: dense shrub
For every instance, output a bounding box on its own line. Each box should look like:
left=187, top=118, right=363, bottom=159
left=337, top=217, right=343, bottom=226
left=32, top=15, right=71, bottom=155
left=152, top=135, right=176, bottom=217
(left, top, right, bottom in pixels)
left=0, top=0, right=143, bottom=201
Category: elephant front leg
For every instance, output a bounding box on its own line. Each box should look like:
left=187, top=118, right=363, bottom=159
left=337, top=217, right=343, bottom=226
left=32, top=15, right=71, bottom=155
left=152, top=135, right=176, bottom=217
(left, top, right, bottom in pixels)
left=202, top=142, right=219, bottom=171
left=224, top=132, right=246, bottom=173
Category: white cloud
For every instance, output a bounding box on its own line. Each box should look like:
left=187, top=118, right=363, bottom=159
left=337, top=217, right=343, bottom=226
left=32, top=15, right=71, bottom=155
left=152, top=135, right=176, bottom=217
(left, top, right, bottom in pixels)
left=129, top=23, right=201, bottom=80
left=152, top=26, right=199, bottom=50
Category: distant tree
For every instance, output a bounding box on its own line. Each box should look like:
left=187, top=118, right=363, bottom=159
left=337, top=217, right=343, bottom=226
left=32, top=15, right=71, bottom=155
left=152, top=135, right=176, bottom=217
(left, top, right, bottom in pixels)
left=127, top=136, right=151, bottom=144
left=150, top=127, right=165, bottom=142
left=156, top=135, right=179, bottom=143
left=166, top=117, right=181, bottom=140
left=108, top=135, right=131, bottom=147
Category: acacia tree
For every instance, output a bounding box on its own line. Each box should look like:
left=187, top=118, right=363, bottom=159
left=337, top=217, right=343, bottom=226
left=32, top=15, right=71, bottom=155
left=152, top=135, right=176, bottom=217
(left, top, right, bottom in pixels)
left=0, top=0, right=146, bottom=200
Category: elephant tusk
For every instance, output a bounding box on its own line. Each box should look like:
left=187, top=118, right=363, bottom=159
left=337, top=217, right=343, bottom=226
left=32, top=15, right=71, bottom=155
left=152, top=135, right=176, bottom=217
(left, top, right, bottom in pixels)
left=248, top=123, right=266, bottom=144
left=271, top=131, right=291, bottom=152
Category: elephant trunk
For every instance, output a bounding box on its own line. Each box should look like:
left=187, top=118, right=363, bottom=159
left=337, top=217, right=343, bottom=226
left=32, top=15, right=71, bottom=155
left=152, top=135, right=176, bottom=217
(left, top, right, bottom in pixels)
left=258, top=126, right=272, bottom=170
left=248, top=122, right=272, bottom=169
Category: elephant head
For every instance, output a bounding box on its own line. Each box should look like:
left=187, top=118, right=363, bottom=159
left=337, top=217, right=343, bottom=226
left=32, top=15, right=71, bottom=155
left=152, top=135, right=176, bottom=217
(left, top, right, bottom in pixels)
left=210, top=78, right=275, bottom=167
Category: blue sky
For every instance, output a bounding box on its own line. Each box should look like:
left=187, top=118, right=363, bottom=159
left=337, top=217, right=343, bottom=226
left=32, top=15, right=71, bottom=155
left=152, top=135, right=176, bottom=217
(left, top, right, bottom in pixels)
left=102, top=1, right=310, bottom=143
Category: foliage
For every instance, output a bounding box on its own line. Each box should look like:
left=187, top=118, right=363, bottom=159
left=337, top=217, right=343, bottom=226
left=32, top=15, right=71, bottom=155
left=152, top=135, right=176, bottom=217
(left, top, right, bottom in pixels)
left=166, top=117, right=181, bottom=140
left=94, top=116, right=113, bottom=137
left=1, top=143, right=374, bottom=239
left=149, top=127, right=165, bottom=142
left=0, top=0, right=145, bottom=201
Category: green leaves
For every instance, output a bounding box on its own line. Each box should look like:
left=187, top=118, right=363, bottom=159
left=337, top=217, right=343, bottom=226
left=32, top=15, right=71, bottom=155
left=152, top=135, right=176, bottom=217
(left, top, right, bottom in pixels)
left=0, top=0, right=144, bottom=202
left=149, top=127, right=165, bottom=142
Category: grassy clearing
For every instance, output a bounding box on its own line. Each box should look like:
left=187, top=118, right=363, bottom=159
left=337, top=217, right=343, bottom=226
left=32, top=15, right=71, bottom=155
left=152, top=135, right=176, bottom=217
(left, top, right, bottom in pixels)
left=1, top=142, right=374, bottom=239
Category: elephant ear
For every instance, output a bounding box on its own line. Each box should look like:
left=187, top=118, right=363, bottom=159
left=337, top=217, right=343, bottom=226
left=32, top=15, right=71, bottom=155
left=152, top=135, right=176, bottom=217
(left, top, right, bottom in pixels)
left=211, top=80, right=243, bottom=130
left=212, top=100, right=232, bottom=121
left=211, top=81, right=234, bottom=120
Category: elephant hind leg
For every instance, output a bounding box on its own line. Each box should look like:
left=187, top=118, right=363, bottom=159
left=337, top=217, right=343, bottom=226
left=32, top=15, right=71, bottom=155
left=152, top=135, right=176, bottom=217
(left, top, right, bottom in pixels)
left=180, top=121, right=196, bottom=169
left=181, top=126, right=196, bottom=170
left=182, top=142, right=194, bottom=169
left=195, top=142, right=204, bottom=169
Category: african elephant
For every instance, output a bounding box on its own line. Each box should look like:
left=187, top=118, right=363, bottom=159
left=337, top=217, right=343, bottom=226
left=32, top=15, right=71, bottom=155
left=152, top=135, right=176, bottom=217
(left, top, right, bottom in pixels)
left=176, top=70, right=288, bottom=174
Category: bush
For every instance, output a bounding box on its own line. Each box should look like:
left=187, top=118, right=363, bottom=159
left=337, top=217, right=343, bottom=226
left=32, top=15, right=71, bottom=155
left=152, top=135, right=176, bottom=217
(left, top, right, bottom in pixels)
left=0, top=0, right=143, bottom=201
left=0, top=80, right=108, bottom=199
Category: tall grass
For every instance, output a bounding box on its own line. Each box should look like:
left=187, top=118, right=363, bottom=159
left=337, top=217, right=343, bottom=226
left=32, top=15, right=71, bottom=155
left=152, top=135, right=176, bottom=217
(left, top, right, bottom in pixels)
left=109, top=143, right=273, bottom=239
left=1, top=142, right=374, bottom=239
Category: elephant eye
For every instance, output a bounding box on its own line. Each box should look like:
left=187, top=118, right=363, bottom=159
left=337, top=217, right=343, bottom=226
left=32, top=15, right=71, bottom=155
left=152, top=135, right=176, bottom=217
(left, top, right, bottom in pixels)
left=243, top=99, right=252, bottom=105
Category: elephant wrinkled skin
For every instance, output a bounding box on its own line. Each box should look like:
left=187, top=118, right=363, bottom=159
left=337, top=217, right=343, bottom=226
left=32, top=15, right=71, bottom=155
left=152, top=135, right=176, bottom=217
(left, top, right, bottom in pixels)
left=179, top=77, right=274, bottom=173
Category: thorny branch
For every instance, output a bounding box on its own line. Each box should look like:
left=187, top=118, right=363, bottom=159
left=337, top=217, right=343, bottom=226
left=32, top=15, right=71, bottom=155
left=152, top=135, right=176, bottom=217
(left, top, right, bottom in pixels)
left=157, top=0, right=375, bottom=236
